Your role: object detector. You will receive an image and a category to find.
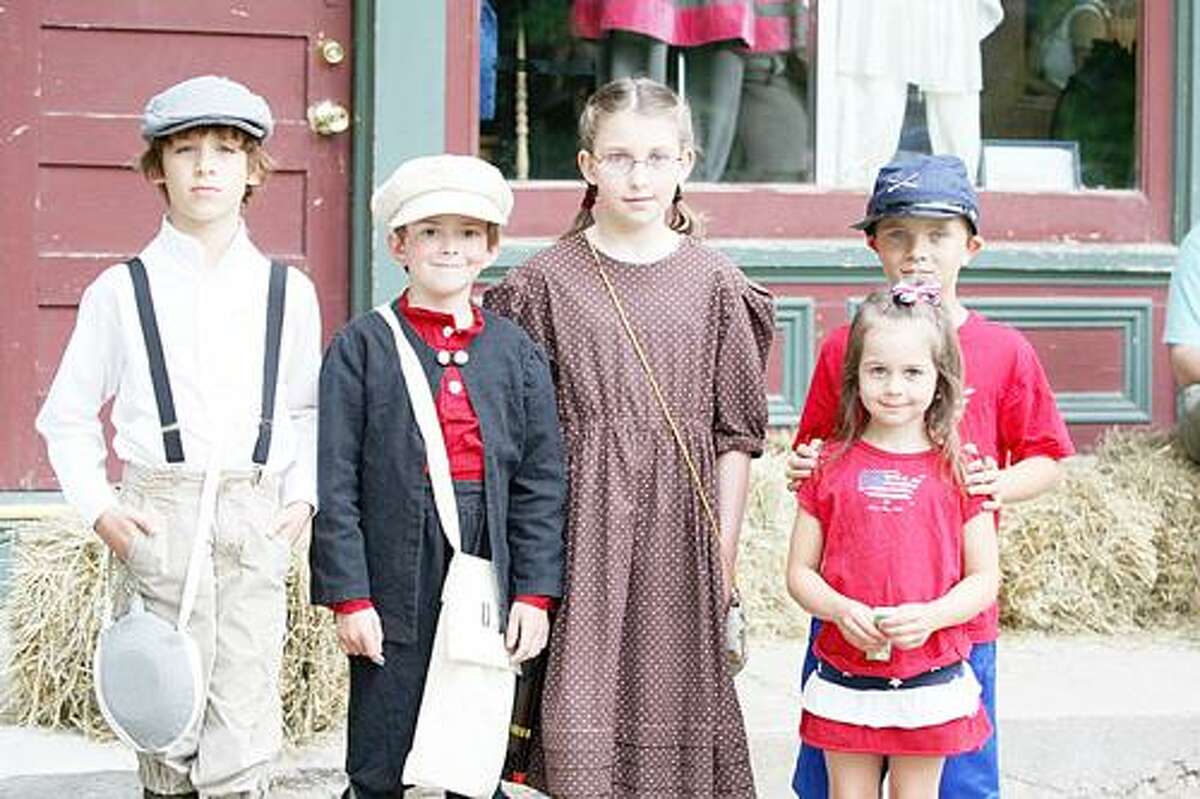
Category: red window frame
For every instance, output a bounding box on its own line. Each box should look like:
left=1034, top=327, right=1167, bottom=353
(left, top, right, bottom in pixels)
left=444, top=2, right=1171, bottom=243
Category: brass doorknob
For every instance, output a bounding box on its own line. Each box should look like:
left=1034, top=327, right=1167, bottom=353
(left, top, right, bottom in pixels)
left=319, top=38, right=346, bottom=65
left=307, top=100, right=350, bottom=136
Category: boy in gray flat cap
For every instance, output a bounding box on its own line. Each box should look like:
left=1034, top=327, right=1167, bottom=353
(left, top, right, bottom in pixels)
left=37, top=75, right=321, bottom=798
left=311, top=154, right=564, bottom=799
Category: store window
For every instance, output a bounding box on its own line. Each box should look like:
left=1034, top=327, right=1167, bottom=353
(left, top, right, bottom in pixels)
left=480, top=1, right=1138, bottom=190
left=463, top=1, right=1165, bottom=240
left=481, top=0, right=813, bottom=183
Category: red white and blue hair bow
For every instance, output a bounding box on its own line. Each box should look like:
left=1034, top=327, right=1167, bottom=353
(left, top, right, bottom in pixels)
left=891, top=281, right=943, bottom=307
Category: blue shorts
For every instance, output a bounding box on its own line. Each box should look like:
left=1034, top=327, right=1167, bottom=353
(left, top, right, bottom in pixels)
left=791, top=620, right=999, bottom=799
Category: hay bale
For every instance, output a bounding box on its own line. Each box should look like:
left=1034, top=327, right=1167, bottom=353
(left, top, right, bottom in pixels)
left=997, top=465, right=1159, bottom=633
left=739, top=436, right=811, bottom=640
left=999, top=429, right=1200, bottom=632
left=2, top=516, right=110, bottom=736
left=1093, top=430, right=1200, bottom=620
left=1, top=513, right=347, bottom=745
left=280, top=540, right=348, bottom=744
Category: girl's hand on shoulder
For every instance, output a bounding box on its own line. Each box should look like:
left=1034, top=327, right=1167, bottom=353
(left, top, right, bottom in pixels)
left=963, top=443, right=1002, bottom=510
left=786, top=439, right=822, bottom=492
left=831, top=598, right=888, bottom=654
left=876, top=602, right=937, bottom=651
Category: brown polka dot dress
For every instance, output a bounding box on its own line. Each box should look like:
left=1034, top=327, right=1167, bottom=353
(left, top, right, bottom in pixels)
left=484, top=233, right=774, bottom=798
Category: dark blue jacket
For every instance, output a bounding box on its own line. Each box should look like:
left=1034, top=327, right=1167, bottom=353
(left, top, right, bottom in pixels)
left=311, top=302, right=565, bottom=643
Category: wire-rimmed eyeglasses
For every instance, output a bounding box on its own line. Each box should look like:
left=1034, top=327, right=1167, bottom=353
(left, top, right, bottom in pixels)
left=592, top=152, right=684, bottom=177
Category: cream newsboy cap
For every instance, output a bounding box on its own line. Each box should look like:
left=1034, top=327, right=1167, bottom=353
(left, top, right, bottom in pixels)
left=371, top=154, right=514, bottom=231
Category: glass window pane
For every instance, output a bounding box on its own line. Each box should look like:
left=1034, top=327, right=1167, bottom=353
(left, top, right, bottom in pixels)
left=814, top=0, right=1139, bottom=190
left=980, top=0, right=1139, bottom=190
left=479, top=0, right=815, bottom=184
left=480, top=1, right=1140, bottom=192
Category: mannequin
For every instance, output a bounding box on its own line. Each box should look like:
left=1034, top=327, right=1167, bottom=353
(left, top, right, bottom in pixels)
left=831, top=0, right=1004, bottom=187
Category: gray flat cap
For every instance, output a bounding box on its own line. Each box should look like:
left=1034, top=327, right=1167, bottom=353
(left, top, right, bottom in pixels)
left=142, top=75, right=274, bottom=141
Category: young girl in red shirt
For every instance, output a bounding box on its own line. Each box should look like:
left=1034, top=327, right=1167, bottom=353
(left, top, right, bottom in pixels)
left=786, top=283, right=999, bottom=799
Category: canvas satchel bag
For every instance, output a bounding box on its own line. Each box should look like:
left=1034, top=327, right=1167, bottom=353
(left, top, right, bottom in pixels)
left=376, top=304, right=517, bottom=798
left=585, top=238, right=749, bottom=675
left=93, top=259, right=287, bottom=753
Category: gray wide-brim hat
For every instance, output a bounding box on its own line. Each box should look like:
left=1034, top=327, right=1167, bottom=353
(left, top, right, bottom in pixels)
left=142, top=75, right=274, bottom=142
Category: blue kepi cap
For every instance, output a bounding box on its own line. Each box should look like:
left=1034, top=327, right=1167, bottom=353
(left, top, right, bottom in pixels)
left=852, top=154, right=979, bottom=233
left=142, top=75, right=274, bottom=142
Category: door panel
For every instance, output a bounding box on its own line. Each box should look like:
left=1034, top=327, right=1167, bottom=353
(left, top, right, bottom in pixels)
left=0, top=1, right=353, bottom=490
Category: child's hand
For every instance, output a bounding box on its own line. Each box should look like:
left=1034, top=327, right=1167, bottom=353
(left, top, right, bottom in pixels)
left=93, top=505, right=159, bottom=562
left=963, top=443, right=1002, bottom=510
left=506, top=602, right=550, bottom=664
left=831, top=598, right=888, bottom=654
left=336, top=607, right=385, bottom=666
left=786, top=439, right=822, bottom=492
left=876, top=603, right=937, bottom=651
left=269, top=501, right=314, bottom=547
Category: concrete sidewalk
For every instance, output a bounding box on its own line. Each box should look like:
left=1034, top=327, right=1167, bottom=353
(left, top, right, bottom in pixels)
left=2, top=632, right=1199, bottom=798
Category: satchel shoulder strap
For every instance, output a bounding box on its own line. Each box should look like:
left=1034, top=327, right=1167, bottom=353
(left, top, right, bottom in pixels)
left=375, top=303, right=463, bottom=552
left=583, top=237, right=724, bottom=545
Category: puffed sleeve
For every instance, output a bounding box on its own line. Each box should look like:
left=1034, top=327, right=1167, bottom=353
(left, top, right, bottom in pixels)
left=482, top=263, right=557, bottom=370
left=713, top=264, right=775, bottom=458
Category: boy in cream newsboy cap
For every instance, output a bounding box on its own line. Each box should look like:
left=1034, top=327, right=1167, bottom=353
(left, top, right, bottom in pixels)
left=312, top=154, right=564, bottom=799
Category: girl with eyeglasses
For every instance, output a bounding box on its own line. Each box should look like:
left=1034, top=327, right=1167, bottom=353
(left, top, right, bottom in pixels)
left=484, top=77, right=773, bottom=798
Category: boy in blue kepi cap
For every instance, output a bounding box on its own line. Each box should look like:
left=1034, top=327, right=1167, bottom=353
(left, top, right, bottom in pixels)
left=37, top=75, right=322, bottom=798
left=786, top=153, right=1074, bottom=799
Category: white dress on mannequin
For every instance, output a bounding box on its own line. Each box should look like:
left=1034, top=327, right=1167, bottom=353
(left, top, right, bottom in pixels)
left=832, top=0, right=1004, bottom=187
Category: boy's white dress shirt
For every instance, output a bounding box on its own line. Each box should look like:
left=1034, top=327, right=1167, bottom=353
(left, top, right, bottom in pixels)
left=36, top=217, right=321, bottom=526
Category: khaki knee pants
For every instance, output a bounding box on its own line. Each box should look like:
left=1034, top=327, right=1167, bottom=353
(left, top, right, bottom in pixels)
left=118, top=464, right=290, bottom=798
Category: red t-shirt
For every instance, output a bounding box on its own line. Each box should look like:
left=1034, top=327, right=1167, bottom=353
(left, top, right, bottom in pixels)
left=793, top=310, right=1075, bottom=642
left=797, top=441, right=988, bottom=678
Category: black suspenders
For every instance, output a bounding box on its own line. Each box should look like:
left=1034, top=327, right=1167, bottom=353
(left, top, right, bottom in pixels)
left=253, top=261, right=287, bottom=465
left=126, top=257, right=289, bottom=466
left=128, top=257, right=185, bottom=463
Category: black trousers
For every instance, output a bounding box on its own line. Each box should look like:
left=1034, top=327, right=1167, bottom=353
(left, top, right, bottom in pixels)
left=344, top=483, right=501, bottom=799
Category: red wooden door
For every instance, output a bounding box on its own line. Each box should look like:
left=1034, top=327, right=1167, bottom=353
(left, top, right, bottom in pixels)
left=0, top=1, right=353, bottom=490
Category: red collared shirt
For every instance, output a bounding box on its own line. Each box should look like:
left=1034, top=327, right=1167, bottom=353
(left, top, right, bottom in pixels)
left=399, top=292, right=486, bottom=481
